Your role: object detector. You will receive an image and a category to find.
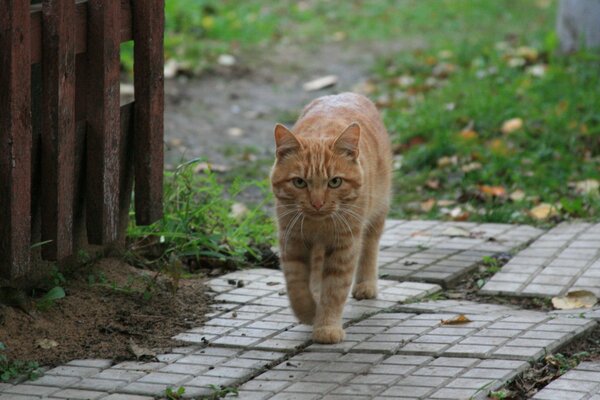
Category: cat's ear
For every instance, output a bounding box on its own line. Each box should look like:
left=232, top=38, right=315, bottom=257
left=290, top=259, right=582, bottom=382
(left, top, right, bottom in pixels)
left=333, top=122, right=360, bottom=159
left=274, top=124, right=300, bottom=159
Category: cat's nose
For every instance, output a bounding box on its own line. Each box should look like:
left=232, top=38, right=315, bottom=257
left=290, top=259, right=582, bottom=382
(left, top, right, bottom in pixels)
left=311, top=201, right=324, bottom=210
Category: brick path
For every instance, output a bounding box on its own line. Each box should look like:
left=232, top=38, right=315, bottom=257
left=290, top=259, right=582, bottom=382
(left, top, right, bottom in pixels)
left=1, top=220, right=598, bottom=400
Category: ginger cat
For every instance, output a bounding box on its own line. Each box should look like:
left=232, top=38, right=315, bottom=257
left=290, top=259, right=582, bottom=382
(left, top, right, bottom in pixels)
left=270, top=92, right=392, bottom=344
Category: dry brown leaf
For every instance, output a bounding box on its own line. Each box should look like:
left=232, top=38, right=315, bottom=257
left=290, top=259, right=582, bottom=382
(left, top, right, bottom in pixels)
left=529, top=203, right=558, bottom=220
left=129, top=339, right=156, bottom=360
left=459, top=129, right=478, bottom=140
left=303, top=75, right=338, bottom=91
left=425, top=179, right=440, bottom=190
left=479, top=185, right=507, bottom=197
left=461, top=162, right=482, bottom=173
left=437, top=200, right=456, bottom=207
left=552, top=290, right=597, bottom=310
left=194, top=162, right=230, bottom=174
left=420, top=199, right=436, bottom=213
left=441, top=226, right=471, bottom=237
left=437, top=155, right=458, bottom=168
left=501, top=118, right=523, bottom=134
left=441, top=314, right=472, bottom=325
left=509, top=189, right=526, bottom=202
left=37, top=339, right=58, bottom=349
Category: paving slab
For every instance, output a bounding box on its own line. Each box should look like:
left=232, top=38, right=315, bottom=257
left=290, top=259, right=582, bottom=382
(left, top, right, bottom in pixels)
left=395, top=299, right=518, bottom=314
left=305, top=309, right=597, bottom=360
left=378, top=220, right=542, bottom=287
left=532, top=361, right=600, bottom=399
left=173, top=268, right=441, bottom=351
left=238, top=353, right=529, bottom=400
left=481, top=222, right=600, bottom=297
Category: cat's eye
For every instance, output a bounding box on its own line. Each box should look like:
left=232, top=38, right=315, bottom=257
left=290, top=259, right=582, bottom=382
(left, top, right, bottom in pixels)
left=328, top=177, right=343, bottom=188
left=292, top=178, right=307, bottom=188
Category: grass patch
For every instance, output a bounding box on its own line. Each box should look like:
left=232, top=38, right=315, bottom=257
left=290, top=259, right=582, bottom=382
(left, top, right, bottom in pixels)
left=367, top=1, right=600, bottom=224
left=127, top=160, right=276, bottom=271
left=0, top=343, right=40, bottom=382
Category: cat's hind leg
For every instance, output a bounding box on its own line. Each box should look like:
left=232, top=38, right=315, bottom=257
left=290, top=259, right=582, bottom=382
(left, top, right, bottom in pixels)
left=352, top=213, right=386, bottom=300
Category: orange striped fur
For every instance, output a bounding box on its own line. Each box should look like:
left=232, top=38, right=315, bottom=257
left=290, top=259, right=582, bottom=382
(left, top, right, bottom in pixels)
left=270, top=93, right=392, bottom=344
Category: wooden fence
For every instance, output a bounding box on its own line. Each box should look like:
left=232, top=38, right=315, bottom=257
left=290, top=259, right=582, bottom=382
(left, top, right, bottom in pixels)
left=0, top=0, right=165, bottom=282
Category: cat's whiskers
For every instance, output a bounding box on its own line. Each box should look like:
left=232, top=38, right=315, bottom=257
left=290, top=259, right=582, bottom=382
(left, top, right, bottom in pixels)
left=300, top=214, right=307, bottom=248
left=282, top=211, right=303, bottom=253
left=333, top=211, right=355, bottom=244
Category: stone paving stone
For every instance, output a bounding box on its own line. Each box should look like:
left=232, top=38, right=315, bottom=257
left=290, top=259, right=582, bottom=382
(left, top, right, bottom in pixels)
left=532, top=361, right=600, bottom=399
left=240, top=353, right=528, bottom=399
left=306, top=309, right=597, bottom=360
left=173, top=269, right=440, bottom=351
left=482, top=222, right=600, bottom=297
left=378, top=221, right=542, bottom=287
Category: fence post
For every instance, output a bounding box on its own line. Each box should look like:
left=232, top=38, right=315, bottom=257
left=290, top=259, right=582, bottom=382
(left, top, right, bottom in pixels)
left=132, top=0, right=165, bottom=225
left=86, top=0, right=121, bottom=244
left=0, top=0, right=33, bottom=279
left=40, top=0, right=77, bottom=260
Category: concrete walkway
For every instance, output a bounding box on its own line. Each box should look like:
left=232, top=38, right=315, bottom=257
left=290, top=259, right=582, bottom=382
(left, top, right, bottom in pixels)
left=1, top=220, right=598, bottom=400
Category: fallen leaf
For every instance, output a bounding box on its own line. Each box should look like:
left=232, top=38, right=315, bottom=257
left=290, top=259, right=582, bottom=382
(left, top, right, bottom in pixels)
left=461, top=162, right=482, bottom=173
left=231, top=202, right=249, bottom=219
left=501, top=118, right=523, bottom=134
left=303, top=75, right=338, bottom=92
left=441, top=226, right=471, bottom=237
left=509, top=190, right=526, bottom=202
left=459, top=129, right=478, bottom=140
left=129, top=339, right=156, bottom=360
left=479, top=185, right=507, bottom=197
left=194, top=162, right=230, bottom=174
left=425, top=179, right=440, bottom=190
left=573, top=179, right=599, bottom=195
left=488, top=139, right=510, bottom=156
left=552, top=290, right=597, bottom=310
left=437, top=199, right=456, bottom=207
left=526, top=64, right=546, bottom=77
left=332, top=31, right=347, bottom=41
left=441, top=314, right=472, bottom=325
left=437, top=155, right=458, bottom=168
left=420, top=199, right=436, bottom=213
left=227, top=127, right=244, bottom=137
left=397, top=75, right=415, bottom=87
left=217, top=54, right=236, bottom=66
left=529, top=203, right=558, bottom=220
left=37, top=339, right=58, bottom=349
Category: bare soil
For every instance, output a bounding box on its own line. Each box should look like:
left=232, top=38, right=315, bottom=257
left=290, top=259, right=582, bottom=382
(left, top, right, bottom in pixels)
left=0, top=258, right=211, bottom=367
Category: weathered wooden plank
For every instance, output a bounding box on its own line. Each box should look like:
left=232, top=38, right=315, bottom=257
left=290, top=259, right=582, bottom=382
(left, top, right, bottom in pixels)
left=40, top=0, right=77, bottom=260
left=118, top=102, right=135, bottom=240
left=0, top=0, right=33, bottom=278
left=85, top=0, right=121, bottom=244
left=29, top=0, right=133, bottom=65
left=132, top=0, right=164, bottom=225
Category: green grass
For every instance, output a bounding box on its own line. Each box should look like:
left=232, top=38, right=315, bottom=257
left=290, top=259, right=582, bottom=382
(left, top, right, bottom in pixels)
left=370, top=1, right=600, bottom=224
left=0, top=343, right=40, bottom=382
left=127, top=160, right=276, bottom=270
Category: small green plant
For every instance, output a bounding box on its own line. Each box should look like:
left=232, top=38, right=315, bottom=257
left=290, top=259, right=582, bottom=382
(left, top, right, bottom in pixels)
left=127, top=160, right=276, bottom=270
left=0, top=343, right=40, bottom=382
left=489, top=390, right=509, bottom=399
left=482, top=256, right=502, bottom=274
left=165, top=385, right=185, bottom=400
left=546, top=352, right=590, bottom=374
left=208, top=384, right=238, bottom=398
left=35, top=286, right=66, bottom=311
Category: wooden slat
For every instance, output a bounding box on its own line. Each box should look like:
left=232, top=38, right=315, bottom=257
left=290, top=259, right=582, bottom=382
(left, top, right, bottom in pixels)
left=118, top=102, right=135, bottom=239
left=40, top=0, right=77, bottom=260
left=132, top=0, right=164, bottom=225
left=0, top=0, right=33, bottom=278
left=85, top=0, right=121, bottom=244
left=30, top=0, right=132, bottom=65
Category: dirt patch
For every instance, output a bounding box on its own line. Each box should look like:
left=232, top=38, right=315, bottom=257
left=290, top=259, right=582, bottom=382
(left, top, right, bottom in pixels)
left=0, top=258, right=211, bottom=367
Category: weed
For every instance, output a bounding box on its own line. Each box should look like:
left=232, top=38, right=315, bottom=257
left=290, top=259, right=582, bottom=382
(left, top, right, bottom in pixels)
left=127, top=160, right=276, bottom=271
left=208, top=384, right=238, bottom=398
left=165, top=386, right=185, bottom=400
left=0, top=343, right=40, bottom=382
left=546, top=351, right=590, bottom=374
left=35, top=286, right=66, bottom=311
left=489, top=390, right=509, bottom=399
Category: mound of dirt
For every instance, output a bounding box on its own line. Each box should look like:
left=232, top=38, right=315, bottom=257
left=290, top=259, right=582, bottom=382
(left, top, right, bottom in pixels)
left=0, top=258, right=211, bottom=367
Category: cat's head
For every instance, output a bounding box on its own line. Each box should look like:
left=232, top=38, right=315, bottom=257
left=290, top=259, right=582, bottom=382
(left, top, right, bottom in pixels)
left=270, top=123, right=363, bottom=219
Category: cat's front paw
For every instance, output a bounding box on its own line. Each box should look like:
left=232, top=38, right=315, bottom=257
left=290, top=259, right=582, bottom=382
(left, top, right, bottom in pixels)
left=352, top=281, right=378, bottom=300
left=312, top=325, right=345, bottom=344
